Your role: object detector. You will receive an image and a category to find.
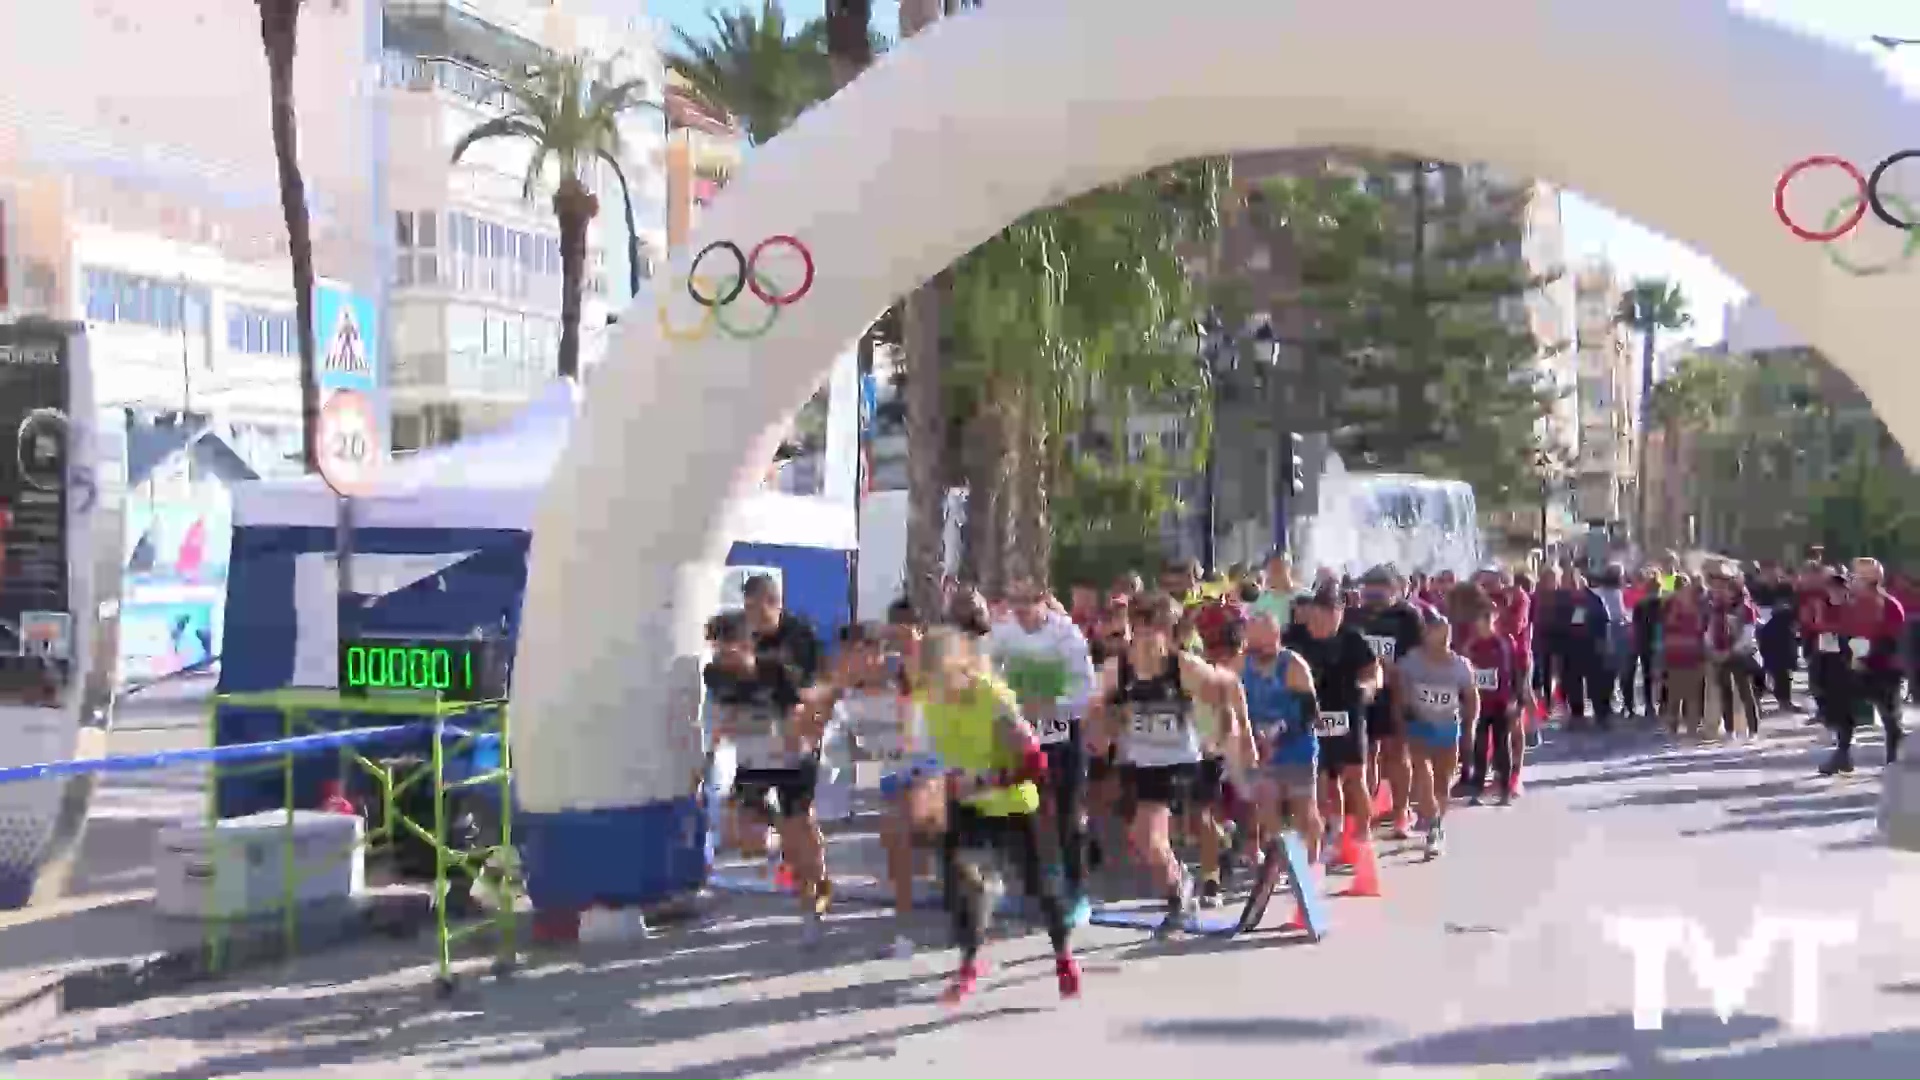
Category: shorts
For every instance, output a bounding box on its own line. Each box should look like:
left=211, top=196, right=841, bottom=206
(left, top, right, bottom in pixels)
left=1318, top=731, right=1368, bottom=777
left=732, top=762, right=818, bottom=819
left=1365, top=697, right=1400, bottom=740
left=1191, top=755, right=1226, bottom=808
left=1259, top=760, right=1318, bottom=804
left=1406, top=718, right=1462, bottom=752
left=1121, top=761, right=1200, bottom=810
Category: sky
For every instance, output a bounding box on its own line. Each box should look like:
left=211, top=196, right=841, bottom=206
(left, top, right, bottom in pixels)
left=636, top=0, right=1919, bottom=345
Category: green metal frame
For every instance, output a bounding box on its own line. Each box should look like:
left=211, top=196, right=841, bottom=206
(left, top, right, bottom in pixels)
left=201, top=690, right=517, bottom=990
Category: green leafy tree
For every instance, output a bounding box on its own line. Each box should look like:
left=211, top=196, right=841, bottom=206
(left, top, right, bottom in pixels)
left=665, top=1, right=833, bottom=144
left=1242, top=163, right=1558, bottom=511
left=452, top=55, right=647, bottom=379
left=1051, top=455, right=1182, bottom=591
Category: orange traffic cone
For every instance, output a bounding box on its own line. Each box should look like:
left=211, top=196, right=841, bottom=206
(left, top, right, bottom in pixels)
left=1339, top=833, right=1382, bottom=898
left=1333, top=819, right=1361, bottom=867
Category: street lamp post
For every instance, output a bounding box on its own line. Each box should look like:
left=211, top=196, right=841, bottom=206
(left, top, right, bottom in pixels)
left=1194, top=313, right=1281, bottom=573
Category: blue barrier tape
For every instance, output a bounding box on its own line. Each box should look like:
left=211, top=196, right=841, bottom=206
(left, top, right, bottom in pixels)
left=0, top=723, right=501, bottom=785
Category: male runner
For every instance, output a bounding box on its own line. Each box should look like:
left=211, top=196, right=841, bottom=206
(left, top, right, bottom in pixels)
left=1353, top=566, right=1423, bottom=837
left=1093, top=592, right=1240, bottom=935
left=987, top=578, right=1098, bottom=925
left=1240, top=610, right=1323, bottom=862
left=706, top=613, right=831, bottom=940
left=1286, top=588, right=1382, bottom=869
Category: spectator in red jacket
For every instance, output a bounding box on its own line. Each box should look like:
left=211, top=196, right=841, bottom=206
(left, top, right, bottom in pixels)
left=1836, top=557, right=1906, bottom=768
left=1706, top=570, right=1762, bottom=738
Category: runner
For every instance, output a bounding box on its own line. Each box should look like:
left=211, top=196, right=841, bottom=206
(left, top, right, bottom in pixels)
left=1195, top=609, right=1257, bottom=907
left=705, top=612, right=831, bottom=940
left=820, top=623, right=936, bottom=958
left=1093, top=592, right=1241, bottom=936
left=1285, top=587, right=1383, bottom=871
left=1240, top=609, right=1323, bottom=862
left=1353, top=567, right=1423, bottom=837
left=915, top=627, right=1081, bottom=1004
left=986, top=578, right=1098, bottom=926
left=1455, top=596, right=1518, bottom=805
left=1396, top=608, right=1478, bottom=856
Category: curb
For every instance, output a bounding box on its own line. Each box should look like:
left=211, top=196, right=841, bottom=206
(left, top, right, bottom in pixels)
left=4, top=892, right=435, bottom=1018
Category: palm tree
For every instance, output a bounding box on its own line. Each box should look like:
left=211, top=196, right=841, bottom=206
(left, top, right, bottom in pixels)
left=1615, top=277, right=1691, bottom=551
left=255, top=0, right=320, bottom=471
left=666, top=1, right=833, bottom=144
left=452, top=55, right=646, bottom=380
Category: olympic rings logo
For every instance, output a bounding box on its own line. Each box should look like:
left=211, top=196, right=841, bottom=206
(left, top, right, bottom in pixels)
left=1774, top=152, right=1920, bottom=275
left=656, top=234, right=816, bottom=342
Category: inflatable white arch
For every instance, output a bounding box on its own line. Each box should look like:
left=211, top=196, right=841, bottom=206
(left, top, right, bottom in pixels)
left=507, top=0, right=1920, bottom=906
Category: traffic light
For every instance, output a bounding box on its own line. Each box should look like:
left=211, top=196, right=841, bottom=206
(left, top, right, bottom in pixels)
left=1283, top=431, right=1306, bottom=495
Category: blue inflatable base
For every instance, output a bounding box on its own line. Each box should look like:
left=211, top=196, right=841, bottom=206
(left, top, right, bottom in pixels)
left=519, top=796, right=708, bottom=910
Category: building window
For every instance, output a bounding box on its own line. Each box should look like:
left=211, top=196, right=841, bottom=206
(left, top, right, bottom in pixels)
left=85, top=269, right=115, bottom=321
left=83, top=267, right=211, bottom=332
left=396, top=209, right=415, bottom=249
left=416, top=210, right=437, bottom=249
left=226, top=303, right=298, bottom=357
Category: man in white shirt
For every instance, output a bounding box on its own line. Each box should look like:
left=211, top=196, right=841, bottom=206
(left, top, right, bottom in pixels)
left=988, top=578, right=1098, bottom=924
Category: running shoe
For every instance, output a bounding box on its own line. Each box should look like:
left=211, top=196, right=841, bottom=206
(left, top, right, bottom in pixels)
left=773, top=862, right=798, bottom=892
left=811, top=878, right=834, bottom=916
left=1154, top=881, right=1194, bottom=938
left=1424, top=823, right=1444, bottom=859
left=941, top=960, right=982, bottom=1006
left=1066, top=893, right=1093, bottom=928
left=1055, top=952, right=1082, bottom=999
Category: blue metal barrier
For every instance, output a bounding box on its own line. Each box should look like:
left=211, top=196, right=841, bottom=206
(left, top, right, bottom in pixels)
left=0, top=724, right=501, bottom=786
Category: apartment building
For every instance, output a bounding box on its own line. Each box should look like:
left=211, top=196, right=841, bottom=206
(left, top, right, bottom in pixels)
left=382, top=0, right=667, bottom=447
left=1571, top=261, right=1636, bottom=532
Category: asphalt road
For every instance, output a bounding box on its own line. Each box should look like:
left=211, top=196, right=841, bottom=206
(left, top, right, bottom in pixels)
left=3, top=708, right=1918, bottom=1078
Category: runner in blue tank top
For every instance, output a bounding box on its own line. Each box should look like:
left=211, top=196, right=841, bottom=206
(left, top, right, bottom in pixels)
left=1240, top=610, right=1327, bottom=864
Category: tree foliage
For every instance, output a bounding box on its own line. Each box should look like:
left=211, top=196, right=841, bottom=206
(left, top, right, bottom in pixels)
left=1245, top=164, right=1559, bottom=510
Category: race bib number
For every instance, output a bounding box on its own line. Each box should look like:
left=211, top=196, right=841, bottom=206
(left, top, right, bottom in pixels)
left=1819, top=633, right=1840, bottom=654
left=1037, top=713, right=1072, bottom=746
left=1124, top=705, right=1201, bottom=765
left=1850, top=637, right=1871, bottom=658
left=1472, top=667, right=1500, bottom=691
left=1415, top=685, right=1456, bottom=710
left=1314, top=710, right=1350, bottom=738
left=1363, top=635, right=1396, bottom=661
left=1570, top=609, right=1586, bottom=626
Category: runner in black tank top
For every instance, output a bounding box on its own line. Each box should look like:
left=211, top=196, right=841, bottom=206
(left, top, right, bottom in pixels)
left=1093, top=593, right=1232, bottom=936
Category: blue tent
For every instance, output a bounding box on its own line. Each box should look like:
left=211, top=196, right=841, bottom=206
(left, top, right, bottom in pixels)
left=218, top=381, right=856, bottom=835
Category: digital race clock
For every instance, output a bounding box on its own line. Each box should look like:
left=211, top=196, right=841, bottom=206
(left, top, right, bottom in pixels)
left=337, top=636, right=505, bottom=702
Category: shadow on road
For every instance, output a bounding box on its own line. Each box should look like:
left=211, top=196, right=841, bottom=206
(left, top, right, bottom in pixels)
left=1127, top=1014, right=1375, bottom=1043
left=1, top=900, right=1091, bottom=1078
left=1545, top=1025, right=1920, bottom=1079
left=1366, top=1010, right=1779, bottom=1071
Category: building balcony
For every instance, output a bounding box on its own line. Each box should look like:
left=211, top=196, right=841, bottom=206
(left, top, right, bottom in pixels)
left=391, top=348, right=554, bottom=403
left=382, top=0, right=547, bottom=75
left=381, top=50, right=512, bottom=111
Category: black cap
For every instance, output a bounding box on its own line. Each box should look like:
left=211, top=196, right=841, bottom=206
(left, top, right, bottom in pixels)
left=1361, top=565, right=1395, bottom=586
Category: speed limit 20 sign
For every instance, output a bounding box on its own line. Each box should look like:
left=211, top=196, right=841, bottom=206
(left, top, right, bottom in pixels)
left=317, top=388, right=381, bottom=497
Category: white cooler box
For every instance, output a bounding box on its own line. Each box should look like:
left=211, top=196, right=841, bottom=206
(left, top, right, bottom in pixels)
left=155, top=809, right=365, bottom=919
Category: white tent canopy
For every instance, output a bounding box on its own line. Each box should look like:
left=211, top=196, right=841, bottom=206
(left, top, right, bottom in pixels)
left=231, top=380, right=854, bottom=549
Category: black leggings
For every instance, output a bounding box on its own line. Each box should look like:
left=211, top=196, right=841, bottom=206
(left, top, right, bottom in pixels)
left=1712, top=658, right=1762, bottom=737
left=1468, top=709, right=1514, bottom=790
left=1042, top=736, right=1088, bottom=898
left=944, top=804, right=1069, bottom=964
left=1835, top=670, right=1907, bottom=760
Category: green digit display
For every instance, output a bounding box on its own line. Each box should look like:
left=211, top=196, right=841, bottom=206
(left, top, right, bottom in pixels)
left=340, top=639, right=483, bottom=698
